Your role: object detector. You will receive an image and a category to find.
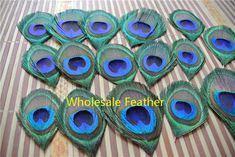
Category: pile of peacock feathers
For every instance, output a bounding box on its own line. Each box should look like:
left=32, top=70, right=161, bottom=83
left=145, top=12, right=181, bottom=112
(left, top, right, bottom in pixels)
left=17, top=8, right=235, bottom=157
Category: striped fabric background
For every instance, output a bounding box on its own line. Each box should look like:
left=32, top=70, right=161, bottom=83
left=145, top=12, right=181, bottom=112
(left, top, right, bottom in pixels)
left=0, top=0, right=234, bottom=157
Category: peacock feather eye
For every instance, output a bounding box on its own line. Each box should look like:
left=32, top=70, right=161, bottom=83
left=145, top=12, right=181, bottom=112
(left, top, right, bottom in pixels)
left=55, top=42, right=95, bottom=89
left=17, top=12, right=53, bottom=43
left=120, top=8, right=166, bottom=47
left=17, top=89, right=61, bottom=149
left=172, top=39, right=205, bottom=80
left=104, top=82, right=163, bottom=155
left=83, top=10, right=119, bottom=49
left=160, top=81, right=208, bottom=137
left=201, top=68, right=235, bottom=139
left=203, top=25, right=235, bottom=65
left=169, top=10, right=205, bottom=41
left=22, top=44, right=60, bottom=87
left=135, top=40, right=176, bottom=87
left=47, top=9, right=87, bottom=43
left=96, top=44, right=137, bottom=84
left=57, top=89, right=106, bottom=156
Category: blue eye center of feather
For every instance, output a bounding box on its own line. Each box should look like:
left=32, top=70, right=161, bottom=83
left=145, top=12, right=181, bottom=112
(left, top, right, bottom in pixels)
left=214, top=90, right=235, bottom=116
left=176, top=19, right=198, bottom=31
left=69, top=57, right=86, bottom=69
left=211, top=37, right=235, bottom=52
left=126, top=106, right=150, bottom=125
left=143, top=55, right=166, bottom=72
left=92, top=22, right=107, bottom=30
left=180, top=20, right=194, bottom=27
left=27, top=107, right=55, bottom=131
left=171, top=99, right=197, bottom=120
left=109, top=60, right=127, bottom=72
left=62, top=21, right=80, bottom=31
left=121, top=106, right=157, bottom=134
left=89, top=21, right=112, bottom=35
left=33, top=108, right=50, bottom=122
left=33, top=56, right=55, bottom=74
left=57, top=20, right=83, bottom=38
left=147, top=56, right=162, bottom=66
left=63, top=56, right=91, bottom=75
left=175, top=101, right=192, bottom=113
left=178, top=51, right=198, bottom=65
left=73, top=110, right=93, bottom=127
left=69, top=109, right=99, bottom=134
left=29, top=24, right=47, bottom=36
left=133, top=22, right=151, bottom=32
left=103, top=58, right=132, bottom=77
left=128, top=20, right=154, bottom=38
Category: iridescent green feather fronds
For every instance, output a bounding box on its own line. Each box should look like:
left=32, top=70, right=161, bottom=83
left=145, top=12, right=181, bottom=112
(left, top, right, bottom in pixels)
left=57, top=89, right=106, bottom=157
left=160, top=81, right=208, bottom=137
left=172, top=39, right=205, bottom=80
left=83, top=10, right=119, bottom=49
left=201, top=68, right=235, bottom=139
left=55, top=42, right=95, bottom=89
left=135, top=40, right=176, bottom=87
left=47, top=9, right=87, bottom=43
left=17, top=12, right=53, bottom=43
left=104, top=82, right=163, bottom=155
left=17, top=89, right=61, bottom=149
left=22, top=44, right=60, bottom=87
left=169, top=10, right=205, bottom=41
left=203, top=25, right=235, bottom=65
left=96, top=44, right=137, bottom=84
left=120, top=8, right=166, bottom=47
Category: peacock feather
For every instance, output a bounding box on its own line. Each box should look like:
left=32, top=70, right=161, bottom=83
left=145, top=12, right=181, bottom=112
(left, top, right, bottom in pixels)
left=201, top=68, right=235, bottom=139
left=22, top=44, right=60, bottom=87
left=83, top=10, right=119, bottom=49
left=57, top=89, right=106, bottom=157
left=135, top=40, right=176, bottom=87
left=96, top=44, right=137, bottom=84
left=172, top=39, right=205, bottom=80
left=203, top=25, right=235, bottom=65
left=169, top=9, right=205, bottom=41
left=17, top=89, right=61, bottom=149
left=160, top=81, right=208, bottom=137
left=104, top=82, right=163, bottom=155
left=47, top=9, right=87, bottom=43
left=120, top=8, right=166, bottom=47
left=55, top=42, right=95, bottom=89
left=17, top=12, right=53, bottom=43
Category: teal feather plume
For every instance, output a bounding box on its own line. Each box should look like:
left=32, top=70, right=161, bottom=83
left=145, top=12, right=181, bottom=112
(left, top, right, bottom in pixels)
left=96, top=44, right=137, bottom=84
left=47, top=9, right=87, bottom=43
left=57, top=88, right=106, bottom=157
left=120, top=8, right=166, bottom=47
left=160, top=81, right=208, bottom=137
left=17, top=12, right=53, bottom=43
left=169, top=9, right=205, bottom=41
left=17, top=89, right=61, bottom=149
left=172, top=39, right=205, bottom=80
left=135, top=40, right=176, bottom=87
left=203, top=25, right=235, bottom=65
left=22, top=44, right=60, bottom=87
left=104, top=82, right=163, bottom=155
left=83, top=10, right=119, bottom=49
left=201, top=68, right=235, bottom=139
left=55, top=42, right=95, bottom=89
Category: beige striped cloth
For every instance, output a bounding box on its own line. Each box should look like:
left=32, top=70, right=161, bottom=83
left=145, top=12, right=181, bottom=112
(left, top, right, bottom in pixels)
left=0, top=0, right=234, bottom=157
